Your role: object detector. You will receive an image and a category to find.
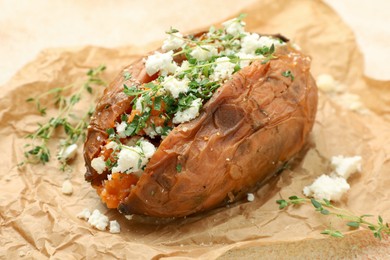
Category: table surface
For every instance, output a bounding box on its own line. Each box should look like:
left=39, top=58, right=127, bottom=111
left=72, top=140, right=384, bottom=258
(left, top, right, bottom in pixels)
left=0, top=0, right=389, bottom=86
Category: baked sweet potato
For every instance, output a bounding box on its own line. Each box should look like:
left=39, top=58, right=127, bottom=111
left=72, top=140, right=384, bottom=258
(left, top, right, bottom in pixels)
left=84, top=18, right=318, bottom=217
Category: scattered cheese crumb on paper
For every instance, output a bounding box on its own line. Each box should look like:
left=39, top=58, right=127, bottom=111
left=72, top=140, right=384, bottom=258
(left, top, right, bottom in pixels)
left=87, top=209, right=109, bottom=231
left=331, top=155, right=362, bottom=179
left=109, top=220, right=121, bottom=234
left=303, top=175, right=350, bottom=201
left=61, top=180, right=73, bottom=195
left=303, top=155, right=362, bottom=201
left=247, top=193, right=255, bottom=202
left=77, top=208, right=91, bottom=220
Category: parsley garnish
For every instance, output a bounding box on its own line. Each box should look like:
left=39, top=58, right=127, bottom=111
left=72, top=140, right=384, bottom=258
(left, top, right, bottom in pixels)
left=282, top=70, right=295, bottom=81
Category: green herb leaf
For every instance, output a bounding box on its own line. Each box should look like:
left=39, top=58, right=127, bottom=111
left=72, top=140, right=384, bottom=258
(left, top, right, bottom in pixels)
left=276, top=199, right=288, bottom=209
left=347, top=221, right=360, bottom=228
left=282, top=70, right=295, bottom=81
left=123, top=72, right=132, bottom=80
left=311, top=198, right=322, bottom=209
left=176, top=163, right=182, bottom=173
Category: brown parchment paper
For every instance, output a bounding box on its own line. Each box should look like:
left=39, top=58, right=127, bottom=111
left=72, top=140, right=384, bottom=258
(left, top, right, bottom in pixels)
left=1, top=0, right=390, bottom=258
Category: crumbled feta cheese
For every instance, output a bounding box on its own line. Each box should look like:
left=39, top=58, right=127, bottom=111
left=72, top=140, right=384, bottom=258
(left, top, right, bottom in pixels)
left=61, top=180, right=73, bottom=195
left=139, top=139, right=157, bottom=158
left=257, top=36, right=284, bottom=48
left=173, top=98, right=202, bottom=124
left=58, top=143, right=78, bottom=162
left=77, top=208, right=91, bottom=220
left=247, top=193, right=255, bottom=202
left=162, top=76, right=189, bottom=98
left=176, top=60, right=190, bottom=74
left=91, top=156, right=107, bottom=174
left=162, top=32, right=185, bottom=52
left=190, top=45, right=218, bottom=61
left=240, top=33, right=261, bottom=54
left=112, top=146, right=142, bottom=173
left=222, top=18, right=245, bottom=36
left=125, top=215, right=133, bottom=220
left=316, top=74, right=337, bottom=93
left=115, top=121, right=128, bottom=138
left=111, top=140, right=156, bottom=174
left=88, top=209, right=109, bottom=231
left=144, top=126, right=163, bottom=139
left=331, top=155, right=362, bottom=179
left=241, top=34, right=283, bottom=55
left=303, top=174, right=350, bottom=201
left=107, top=174, right=112, bottom=180
left=105, top=141, right=119, bottom=150
left=144, top=51, right=177, bottom=76
left=135, top=96, right=144, bottom=112
left=109, top=220, right=121, bottom=234
left=237, top=52, right=257, bottom=68
left=211, top=57, right=236, bottom=81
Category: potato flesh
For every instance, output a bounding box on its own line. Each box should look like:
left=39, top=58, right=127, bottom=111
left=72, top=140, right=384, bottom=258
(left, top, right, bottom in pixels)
left=84, top=44, right=318, bottom=217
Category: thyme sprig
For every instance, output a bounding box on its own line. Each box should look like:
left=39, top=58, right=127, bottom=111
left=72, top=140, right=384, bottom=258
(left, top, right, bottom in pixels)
left=21, top=65, right=107, bottom=170
left=277, top=196, right=390, bottom=240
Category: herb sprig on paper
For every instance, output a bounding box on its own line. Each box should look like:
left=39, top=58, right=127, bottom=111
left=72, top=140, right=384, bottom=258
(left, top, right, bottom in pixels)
left=20, top=65, right=107, bottom=170
left=277, top=195, right=390, bottom=240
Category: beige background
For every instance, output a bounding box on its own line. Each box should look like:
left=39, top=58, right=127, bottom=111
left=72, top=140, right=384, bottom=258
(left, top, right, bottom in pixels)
left=0, top=0, right=389, bottom=86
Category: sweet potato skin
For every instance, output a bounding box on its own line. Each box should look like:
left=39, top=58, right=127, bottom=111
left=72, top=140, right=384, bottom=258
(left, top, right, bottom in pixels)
left=84, top=43, right=318, bottom=217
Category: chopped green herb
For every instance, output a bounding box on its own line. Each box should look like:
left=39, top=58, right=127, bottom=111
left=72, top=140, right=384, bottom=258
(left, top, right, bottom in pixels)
left=282, top=70, right=295, bottom=81
left=176, top=163, right=182, bottom=173
left=123, top=71, right=132, bottom=80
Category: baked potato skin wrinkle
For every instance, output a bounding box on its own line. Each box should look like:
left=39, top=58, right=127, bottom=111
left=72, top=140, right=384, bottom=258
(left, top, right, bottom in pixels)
left=85, top=44, right=317, bottom=217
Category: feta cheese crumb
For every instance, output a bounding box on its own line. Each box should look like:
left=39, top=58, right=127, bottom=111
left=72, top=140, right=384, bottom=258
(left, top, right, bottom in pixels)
left=112, top=146, right=142, bottom=173
left=58, top=143, right=78, bottom=161
left=115, top=121, right=128, bottom=138
left=316, top=74, right=337, bottom=93
left=173, top=98, right=202, bottom=124
left=190, top=45, right=218, bottom=61
left=241, top=34, right=283, bottom=55
left=77, top=208, right=91, bottom=220
left=109, top=220, right=121, bottom=234
left=331, top=155, right=362, bottom=179
left=247, top=193, right=255, bottom=202
left=237, top=52, right=257, bottom=68
left=91, top=156, right=107, bottom=174
left=211, top=57, right=235, bottom=81
left=144, top=51, right=177, bottom=76
left=125, top=215, right=133, bottom=220
left=176, top=60, right=190, bottom=74
left=162, top=32, right=185, bottom=52
left=162, top=76, right=189, bottom=98
left=303, top=174, right=350, bottom=201
left=111, top=140, right=156, bottom=174
left=61, top=180, right=73, bottom=195
left=139, top=139, right=157, bottom=158
left=240, top=33, right=261, bottom=54
left=135, top=96, right=144, bottom=112
left=105, top=141, right=119, bottom=150
left=222, top=18, right=245, bottom=37
left=144, top=126, right=163, bottom=139
left=88, top=209, right=109, bottom=231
